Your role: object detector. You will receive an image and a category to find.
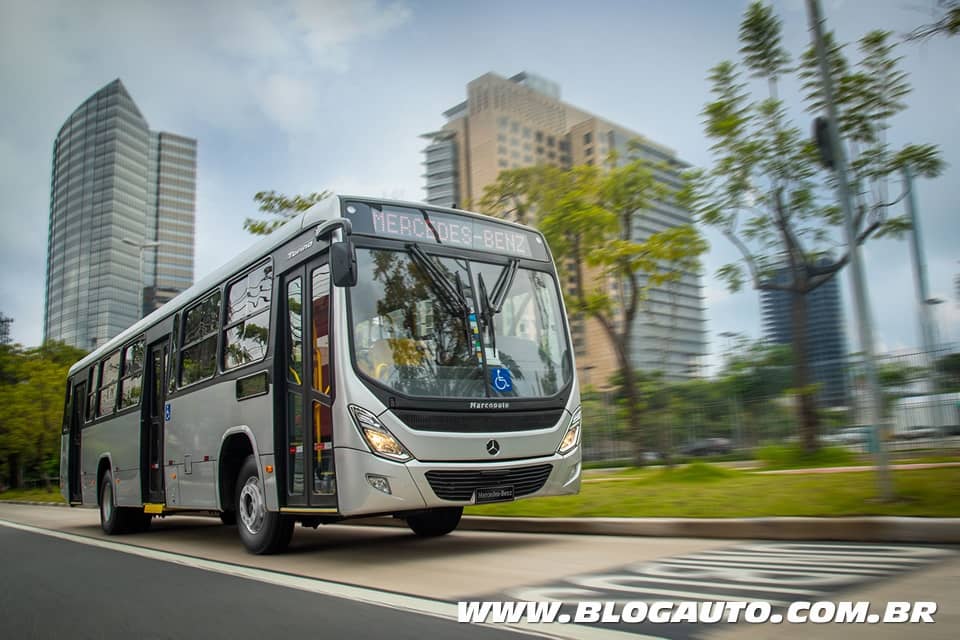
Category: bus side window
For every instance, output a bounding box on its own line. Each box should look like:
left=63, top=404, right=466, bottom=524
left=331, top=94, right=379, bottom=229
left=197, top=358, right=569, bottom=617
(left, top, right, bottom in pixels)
left=179, top=290, right=222, bottom=387
left=223, top=260, right=272, bottom=371
left=168, top=314, right=180, bottom=394
left=97, top=351, right=121, bottom=418
left=118, top=339, right=145, bottom=410
left=86, top=366, right=99, bottom=422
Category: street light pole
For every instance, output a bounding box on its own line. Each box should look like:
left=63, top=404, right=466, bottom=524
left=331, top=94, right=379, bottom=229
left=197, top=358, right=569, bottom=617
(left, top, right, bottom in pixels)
left=806, top=0, right=893, bottom=499
left=904, top=167, right=939, bottom=356
left=122, top=238, right=161, bottom=318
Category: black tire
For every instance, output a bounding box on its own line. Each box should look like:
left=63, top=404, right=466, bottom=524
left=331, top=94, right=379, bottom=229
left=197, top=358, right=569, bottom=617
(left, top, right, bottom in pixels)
left=99, top=471, right=148, bottom=535
left=406, top=507, right=463, bottom=537
left=219, top=510, right=237, bottom=526
left=99, top=471, right=124, bottom=534
left=235, top=455, right=293, bottom=554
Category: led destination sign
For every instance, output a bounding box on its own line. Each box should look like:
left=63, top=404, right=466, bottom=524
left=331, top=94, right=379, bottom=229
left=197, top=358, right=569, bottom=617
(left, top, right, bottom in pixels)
left=344, top=202, right=549, bottom=261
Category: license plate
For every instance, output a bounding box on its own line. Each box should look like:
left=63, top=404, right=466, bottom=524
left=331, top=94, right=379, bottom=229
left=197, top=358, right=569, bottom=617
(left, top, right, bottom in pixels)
left=474, top=485, right=515, bottom=504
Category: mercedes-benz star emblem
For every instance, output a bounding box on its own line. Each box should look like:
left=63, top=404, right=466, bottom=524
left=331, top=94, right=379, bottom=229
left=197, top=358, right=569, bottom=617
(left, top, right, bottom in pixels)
left=486, top=439, right=501, bottom=456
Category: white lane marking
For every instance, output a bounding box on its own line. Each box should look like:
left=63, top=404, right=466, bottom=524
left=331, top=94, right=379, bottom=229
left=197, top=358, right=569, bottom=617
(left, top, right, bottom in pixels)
left=0, top=518, right=653, bottom=640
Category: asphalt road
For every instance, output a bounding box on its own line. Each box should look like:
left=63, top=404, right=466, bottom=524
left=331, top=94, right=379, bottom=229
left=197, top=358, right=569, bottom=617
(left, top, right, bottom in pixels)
left=0, top=524, right=524, bottom=640
left=0, top=504, right=957, bottom=639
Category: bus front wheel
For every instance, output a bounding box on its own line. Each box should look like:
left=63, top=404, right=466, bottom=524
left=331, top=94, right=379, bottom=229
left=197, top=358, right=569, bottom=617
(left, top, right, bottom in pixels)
left=406, top=507, right=463, bottom=537
left=99, top=471, right=150, bottom=534
left=235, top=456, right=293, bottom=554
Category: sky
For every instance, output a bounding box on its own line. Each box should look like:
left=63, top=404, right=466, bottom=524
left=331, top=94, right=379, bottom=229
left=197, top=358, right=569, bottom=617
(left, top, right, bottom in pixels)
left=0, top=0, right=957, bottom=373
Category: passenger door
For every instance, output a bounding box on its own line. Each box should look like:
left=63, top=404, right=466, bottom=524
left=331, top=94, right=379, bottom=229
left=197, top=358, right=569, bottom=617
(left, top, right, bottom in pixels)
left=142, top=338, right=168, bottom=504
left=280, top=256, right=337, bottom=510
left=68, top=381, right=85, bottom=503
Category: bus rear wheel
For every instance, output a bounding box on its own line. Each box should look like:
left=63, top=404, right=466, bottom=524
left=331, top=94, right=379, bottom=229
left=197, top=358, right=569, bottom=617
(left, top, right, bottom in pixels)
left=406, top=507, right=463, bottom=537
left=235, top=455, right=293, bottom=554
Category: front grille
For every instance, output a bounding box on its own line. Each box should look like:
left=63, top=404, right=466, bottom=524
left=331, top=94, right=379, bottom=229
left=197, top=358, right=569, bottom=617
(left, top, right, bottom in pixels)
left=425, top=464, right=553, bottom=501
left=393, top=409, right=563, bottom=433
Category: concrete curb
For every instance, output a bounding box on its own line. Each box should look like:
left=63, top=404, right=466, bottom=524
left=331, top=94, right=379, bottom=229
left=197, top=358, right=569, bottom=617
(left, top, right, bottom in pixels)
left=0, top=500, right=67, bottom=508
left=350, top=515, right=960, bottom=544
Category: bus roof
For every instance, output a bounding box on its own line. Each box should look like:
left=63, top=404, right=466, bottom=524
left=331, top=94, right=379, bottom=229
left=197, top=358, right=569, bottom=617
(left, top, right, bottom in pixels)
left=68, top=194, right=541, bottom=376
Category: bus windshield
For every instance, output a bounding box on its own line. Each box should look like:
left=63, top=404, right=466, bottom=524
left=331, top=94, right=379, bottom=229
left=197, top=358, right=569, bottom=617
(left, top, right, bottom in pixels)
left=349, top=246, right=572, bottom=399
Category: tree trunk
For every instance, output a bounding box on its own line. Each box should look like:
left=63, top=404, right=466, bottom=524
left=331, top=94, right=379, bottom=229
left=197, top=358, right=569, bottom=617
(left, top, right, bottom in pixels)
left=620, top=364, right=647, bottom=465
left=790, top=290, right=819, bottom=452
left=7, top=453, right=23, bottom=489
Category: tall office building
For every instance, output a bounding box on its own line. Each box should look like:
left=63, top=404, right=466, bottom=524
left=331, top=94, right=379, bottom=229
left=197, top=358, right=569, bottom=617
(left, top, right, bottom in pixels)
left=760, top=261, right=848, bottom=407
left=43, top=79, right=196, bottom=351
left=422, top=72, right=705, bottom=385
left=0, top=313, right=11, bottom=345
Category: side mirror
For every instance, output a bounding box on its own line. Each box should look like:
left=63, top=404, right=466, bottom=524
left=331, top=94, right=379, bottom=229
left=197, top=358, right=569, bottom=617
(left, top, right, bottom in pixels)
left=330, top=237, right=357, bottom=287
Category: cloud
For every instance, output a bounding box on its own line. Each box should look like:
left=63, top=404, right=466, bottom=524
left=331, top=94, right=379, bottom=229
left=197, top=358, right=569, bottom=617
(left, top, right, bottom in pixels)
left=0, top=0, right=413, bottom=346
left=294, top=0, right=412, bottom=71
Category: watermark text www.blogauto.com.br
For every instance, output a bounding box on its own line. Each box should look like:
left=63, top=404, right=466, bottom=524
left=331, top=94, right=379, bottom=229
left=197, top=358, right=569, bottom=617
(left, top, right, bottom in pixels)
left=457, top=600, right=937, bottom=625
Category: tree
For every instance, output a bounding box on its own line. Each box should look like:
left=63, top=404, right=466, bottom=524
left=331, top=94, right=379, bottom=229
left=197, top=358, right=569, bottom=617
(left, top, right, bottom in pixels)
left=479, top=153, right=707, bottom=462
left=905, top=1, right=960, bottom=41
left=243, top=190, right=330, bottom=236
left=0, top=341, right=86, bottom=489
left=684, top=1, right=943, bottom=452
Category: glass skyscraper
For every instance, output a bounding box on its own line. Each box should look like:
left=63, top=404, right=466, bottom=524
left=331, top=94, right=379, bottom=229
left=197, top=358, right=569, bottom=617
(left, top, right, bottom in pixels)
left=43, top=79, right=196, bottom=351
left=761, top=260, right=848, bottom=407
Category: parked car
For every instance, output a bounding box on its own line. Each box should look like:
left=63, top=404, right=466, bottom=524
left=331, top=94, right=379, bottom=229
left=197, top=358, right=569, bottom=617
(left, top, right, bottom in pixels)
left=895, top=425, right=939, bottom=440
left=679, top=437, right=732, bottom=457
left=833, top=426, right=872, bottom=444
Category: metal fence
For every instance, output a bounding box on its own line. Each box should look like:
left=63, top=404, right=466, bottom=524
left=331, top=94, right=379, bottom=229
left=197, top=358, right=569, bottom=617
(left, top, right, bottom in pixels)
left=580, top=343, right=960, bottom=463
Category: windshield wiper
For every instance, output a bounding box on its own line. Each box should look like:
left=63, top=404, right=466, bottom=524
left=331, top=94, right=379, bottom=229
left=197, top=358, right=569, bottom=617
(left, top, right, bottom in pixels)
left=407, top=243, right=468, bottom=317
left=489, top=259, right=519, bottom=313
left=477, top=259, right=519, bottom=355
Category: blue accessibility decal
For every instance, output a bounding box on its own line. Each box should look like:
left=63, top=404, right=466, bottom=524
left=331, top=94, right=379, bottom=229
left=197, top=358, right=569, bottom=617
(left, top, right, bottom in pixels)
left=164, top=403, right=171, bottom=421
left=490, top=367, right=513, bottom=393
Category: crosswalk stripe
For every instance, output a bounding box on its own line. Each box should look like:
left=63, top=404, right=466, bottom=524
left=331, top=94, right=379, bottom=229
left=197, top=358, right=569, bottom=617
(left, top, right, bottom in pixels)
left=682, top=552, right=928, bottom=568
left=570, top=577, right=791, bottom=607
left=572, top=574, right=823, bottom=596
left=651, top=558, right=893, bottom=576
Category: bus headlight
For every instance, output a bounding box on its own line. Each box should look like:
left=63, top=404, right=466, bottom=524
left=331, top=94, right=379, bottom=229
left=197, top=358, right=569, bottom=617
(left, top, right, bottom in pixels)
left=558, top=406, right=582, bottom=454
left=349, top=405, right=411, bottom=462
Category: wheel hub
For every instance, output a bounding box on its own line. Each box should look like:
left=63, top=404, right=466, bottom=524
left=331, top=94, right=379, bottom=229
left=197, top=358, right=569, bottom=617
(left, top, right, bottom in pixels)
left=101, top=482, right=113, bottom=522
left=239, top=476, right=265, bottom=535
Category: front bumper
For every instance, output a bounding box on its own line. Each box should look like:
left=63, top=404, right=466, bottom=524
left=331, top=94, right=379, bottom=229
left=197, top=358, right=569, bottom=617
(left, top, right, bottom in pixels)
left=334, top=445, right=582, bottom=517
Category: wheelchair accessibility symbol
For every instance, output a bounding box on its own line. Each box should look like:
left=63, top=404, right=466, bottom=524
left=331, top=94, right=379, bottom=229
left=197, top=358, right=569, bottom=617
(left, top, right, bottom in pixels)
left=490, top=367, right=513, bottom=393
left=164, top=403, right=171, bottom=421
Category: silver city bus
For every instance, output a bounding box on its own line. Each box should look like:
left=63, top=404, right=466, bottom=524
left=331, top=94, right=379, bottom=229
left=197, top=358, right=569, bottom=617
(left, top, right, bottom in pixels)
left=59, top=195, right=582, bottom=554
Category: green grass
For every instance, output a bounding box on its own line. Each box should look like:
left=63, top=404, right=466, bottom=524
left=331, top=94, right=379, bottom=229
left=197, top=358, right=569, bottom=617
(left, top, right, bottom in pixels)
left=755, top=444, right=858, bottom=470
left=467, top=465, right=960, bottom=518
left=0, top=487, right=66, bottom=503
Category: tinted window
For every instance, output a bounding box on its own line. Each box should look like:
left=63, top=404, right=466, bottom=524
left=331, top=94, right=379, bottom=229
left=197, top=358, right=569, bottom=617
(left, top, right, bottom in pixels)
left=223, top=261, right=273, bottom=370
left=180, top=290, right=221, bottom=386
left=119, top=339, right=145, bottom=409
left=97, top=351, right=121, bottom=417
left=287, top=277, right=303, bottom=384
